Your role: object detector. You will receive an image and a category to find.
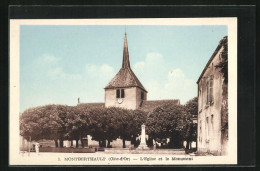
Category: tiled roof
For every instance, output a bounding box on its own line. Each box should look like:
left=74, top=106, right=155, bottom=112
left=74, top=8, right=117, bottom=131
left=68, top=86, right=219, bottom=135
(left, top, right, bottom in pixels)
left=105, top=67, right=147, bottom=92
left=139, top=99, right=180, bottom=113
left=105, top=33, right=147, bottom=92
left=77, top=103, right=105, bottom=108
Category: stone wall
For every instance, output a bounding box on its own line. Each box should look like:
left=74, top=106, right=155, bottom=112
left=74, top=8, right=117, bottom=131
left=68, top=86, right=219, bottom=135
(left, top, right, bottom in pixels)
left=105, top=87, right=138, bottom=110
left=136, top=87, right=147, bottom=109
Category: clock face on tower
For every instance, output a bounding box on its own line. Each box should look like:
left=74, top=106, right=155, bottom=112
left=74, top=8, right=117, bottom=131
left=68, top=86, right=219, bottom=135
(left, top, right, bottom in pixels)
left=117, top=98, right=123, bottom=104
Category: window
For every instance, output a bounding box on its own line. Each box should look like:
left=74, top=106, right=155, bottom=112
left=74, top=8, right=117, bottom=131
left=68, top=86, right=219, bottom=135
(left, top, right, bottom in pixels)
left=116, top=89, right=125, bottom=98
left=121, top=89, right=125, bottom=98
left=199, top=120, right=202, bottom=133
left=141, top=91, right=144, bottom=100
left=206, top=117, right=209, bottom=139
left=206, top=81, right=209, bottom=104
left=206, top=76, right=214, bottom=104
left=211, top=114, right=214, bottom=133
left=200, top=88, right=203, bottom=110
left=209, top=75, right=214, bottom=103
left=116, top=89, right=120, bottom=98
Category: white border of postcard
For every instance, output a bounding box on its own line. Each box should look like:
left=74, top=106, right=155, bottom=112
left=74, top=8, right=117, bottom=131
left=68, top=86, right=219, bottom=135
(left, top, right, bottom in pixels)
left=9, top=18, right=237, bottom=165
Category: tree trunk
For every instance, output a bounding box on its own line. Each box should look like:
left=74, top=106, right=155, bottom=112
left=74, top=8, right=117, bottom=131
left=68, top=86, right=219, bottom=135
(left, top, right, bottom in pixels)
left=76, top=140, right=79, bottom=148
left=186, top=140, right=190, bottom=149
left=107, top=140, right=111, bottom=148
left=81, top=138, right=84, bottom=148
left=123, top=138, right=126, bottom=148
left=99, top=141, right=101, bottom=147
left=71, top=140, right=73, bottom=147
left=59, top=139, right=63, bottom=147
left=54, top=140, right=58, bottom=147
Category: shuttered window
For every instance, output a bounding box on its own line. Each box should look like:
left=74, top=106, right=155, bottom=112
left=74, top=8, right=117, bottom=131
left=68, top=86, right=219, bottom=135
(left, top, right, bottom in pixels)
left=206, top=75, right=214, bottom=104
left=209, top=75, right=214, bottom=103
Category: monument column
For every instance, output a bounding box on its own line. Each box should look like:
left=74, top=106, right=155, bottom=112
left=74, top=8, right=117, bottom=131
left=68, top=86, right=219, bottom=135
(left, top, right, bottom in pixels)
left=137, top=124, right=149, bottom=150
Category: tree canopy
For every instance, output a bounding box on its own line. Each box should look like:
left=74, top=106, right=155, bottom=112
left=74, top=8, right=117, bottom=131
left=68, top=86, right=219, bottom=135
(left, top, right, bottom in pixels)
left=20, top=97, right=198, bottom=149
left=146, top=103, right=187, bottom=148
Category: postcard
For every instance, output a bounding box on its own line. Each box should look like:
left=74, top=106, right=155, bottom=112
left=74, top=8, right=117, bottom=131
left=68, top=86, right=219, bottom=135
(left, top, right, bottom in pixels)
left=9, top=18, right=237, bottom=165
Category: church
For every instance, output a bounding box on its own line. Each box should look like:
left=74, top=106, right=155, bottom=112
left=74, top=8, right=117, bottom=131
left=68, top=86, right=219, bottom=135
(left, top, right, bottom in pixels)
left=78, top=32, right=180, bottom=113
left=74, top=33, right=180, bottom=148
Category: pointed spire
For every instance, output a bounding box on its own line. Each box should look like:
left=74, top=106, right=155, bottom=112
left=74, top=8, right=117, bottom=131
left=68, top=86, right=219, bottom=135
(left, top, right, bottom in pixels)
left=122, top=32, right=130, bottom=68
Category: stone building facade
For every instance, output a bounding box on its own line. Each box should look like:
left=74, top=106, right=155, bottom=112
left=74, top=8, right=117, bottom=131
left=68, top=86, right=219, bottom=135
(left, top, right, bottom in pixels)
left=197, top=36, right=228, bottom=155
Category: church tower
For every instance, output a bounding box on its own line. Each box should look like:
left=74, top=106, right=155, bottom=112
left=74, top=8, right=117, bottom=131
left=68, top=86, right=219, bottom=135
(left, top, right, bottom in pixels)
left=104, top=33, right=147, bottom=110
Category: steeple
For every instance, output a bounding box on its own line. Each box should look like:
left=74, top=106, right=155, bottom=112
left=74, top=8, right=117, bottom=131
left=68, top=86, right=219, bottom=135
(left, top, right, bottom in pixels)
left=122, top=32, right=130, bottom=68
left=105, top=33, right=147, bottom=92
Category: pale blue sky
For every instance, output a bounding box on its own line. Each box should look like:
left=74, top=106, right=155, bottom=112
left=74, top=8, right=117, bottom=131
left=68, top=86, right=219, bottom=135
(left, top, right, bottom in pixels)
left=20, top=25, right=227, bottom=112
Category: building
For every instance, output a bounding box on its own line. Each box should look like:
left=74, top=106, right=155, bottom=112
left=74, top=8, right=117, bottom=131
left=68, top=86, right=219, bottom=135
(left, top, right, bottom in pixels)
left=197, top=36, right=228, bottom=155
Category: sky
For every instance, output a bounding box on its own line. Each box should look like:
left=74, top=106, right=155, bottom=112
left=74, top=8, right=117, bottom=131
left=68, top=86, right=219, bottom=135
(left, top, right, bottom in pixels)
left=20, top=25, right=227, bottom=113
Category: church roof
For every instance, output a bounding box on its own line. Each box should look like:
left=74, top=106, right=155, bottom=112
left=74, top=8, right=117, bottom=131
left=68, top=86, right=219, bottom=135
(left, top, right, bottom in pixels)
left=139, top=99, right=180, bottom=113
left=77, top=103, right=105, bottom=108
left=105, top=33, right=147, bottom=92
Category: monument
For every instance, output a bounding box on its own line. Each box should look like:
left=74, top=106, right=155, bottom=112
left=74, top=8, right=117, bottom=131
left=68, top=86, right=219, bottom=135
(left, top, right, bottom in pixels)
left=137, top=124, right=149, bottom=150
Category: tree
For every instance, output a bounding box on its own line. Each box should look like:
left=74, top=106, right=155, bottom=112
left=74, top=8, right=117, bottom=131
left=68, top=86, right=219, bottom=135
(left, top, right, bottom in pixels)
left=65, top=106, right=89, bottom=148
left=183, top=97, right=198, bottom=150
left=215, top=36, right=228, bottom=152
left=20, top=105, right=68, bottom=147
left=87, top=107, right=147, bottom=148
left=215, top=36, right=228, bottom=84
left=185, top=97, right=198, bottom=117
left=88, top=107, right=120, bottom=147
left=146, top=104, right=187, bottom=148
left=127, top=109, right=148, bottom=147
left=107, top=107, right=131, bottom=148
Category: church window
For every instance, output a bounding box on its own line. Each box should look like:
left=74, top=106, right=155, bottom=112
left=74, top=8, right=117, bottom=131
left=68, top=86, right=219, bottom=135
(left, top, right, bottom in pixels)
left=116, top=89, right=125, bottom=98
left=116, top=89, right=120, bottom=98
left=141, top=91, right=144, bottom=100
left=121, top=89, right=125, bottom=98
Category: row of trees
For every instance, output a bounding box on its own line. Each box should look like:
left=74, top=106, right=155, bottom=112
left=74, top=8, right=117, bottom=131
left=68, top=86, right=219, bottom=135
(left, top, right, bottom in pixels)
left=20, top=97, right=197, bottom=149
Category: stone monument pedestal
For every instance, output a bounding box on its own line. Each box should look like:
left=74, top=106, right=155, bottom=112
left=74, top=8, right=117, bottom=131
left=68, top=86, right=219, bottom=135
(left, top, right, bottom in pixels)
left=137, top=124, right=150, bottom=150
left=137, top=144, right=150, bottom=150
